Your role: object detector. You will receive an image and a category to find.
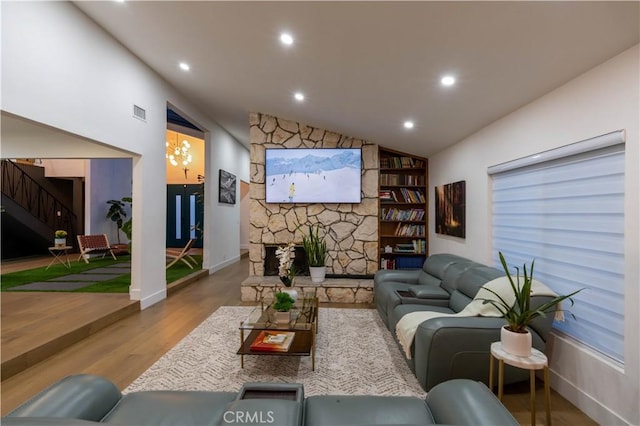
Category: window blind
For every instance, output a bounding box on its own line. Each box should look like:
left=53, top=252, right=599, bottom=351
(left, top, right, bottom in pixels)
left=489, top=132, right=625, bottom=363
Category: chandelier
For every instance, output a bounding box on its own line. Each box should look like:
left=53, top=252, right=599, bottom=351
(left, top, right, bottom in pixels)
left=166, top=135, right=193, bottom=167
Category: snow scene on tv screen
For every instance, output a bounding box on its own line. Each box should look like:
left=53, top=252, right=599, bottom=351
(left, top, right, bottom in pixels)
left=265, top=148, right=361, bottom=203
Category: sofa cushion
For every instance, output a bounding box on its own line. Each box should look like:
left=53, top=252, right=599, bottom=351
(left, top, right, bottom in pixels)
left=388, top=304, right=455, bottom=338
left=102, top=391, right=236, bottom=425
left=448, top=266, right=504, bottom=313
left=416, top=272, right=443, bottom=286
left=221, top=399, right=302, bottom=426
left=439, top=261, right=478, bottom=295
left=303, top=395, right=435, bottom=426
left=423, top=253, right=469, bottom=278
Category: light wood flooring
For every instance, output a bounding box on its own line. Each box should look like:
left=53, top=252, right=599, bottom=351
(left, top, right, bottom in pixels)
left=0, top=256, right=595, bottom=425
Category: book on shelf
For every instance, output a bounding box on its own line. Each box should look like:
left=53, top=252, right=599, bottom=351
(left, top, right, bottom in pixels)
left=395, top=243, right=415, bottom=253
left=396, top=256, right=426, bottom=269
left=394, top=223, right=426, bottom=237
left=393, top=240, right=426, bottom=254
left=380, top=257, right=396, bottom=270
left=381, top=156, right=426, bottom=169
left=380, top=174, right=425, bottom=186
left=381, top=208, right=425, bottom=221
left=250, top=331, right=295, bottom=352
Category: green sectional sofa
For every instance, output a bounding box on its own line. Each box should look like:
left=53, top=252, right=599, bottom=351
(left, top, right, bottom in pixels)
left=3, top=374, right=518, bottom=425
left=374, top=253, right=557, bottom=391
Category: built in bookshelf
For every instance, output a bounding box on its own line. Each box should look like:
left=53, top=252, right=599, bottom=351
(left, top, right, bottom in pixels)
left=378, top=147, right=428, bottom=270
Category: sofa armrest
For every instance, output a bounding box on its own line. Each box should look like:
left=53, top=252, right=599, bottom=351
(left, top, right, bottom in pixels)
left=373, top=269, right=421, bottom=288
left=6, top=374, right=121, bottom=422
left=426, top=379, right=518, bottom=425
left=413, top=317, right=545, bottom=390
left=407, top=285, right=449, bottom=299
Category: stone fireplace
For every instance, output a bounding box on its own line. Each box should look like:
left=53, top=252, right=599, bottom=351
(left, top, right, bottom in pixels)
left=249, top=112, right=379, bottom=278
left=263, top=245, right=308, bottom=276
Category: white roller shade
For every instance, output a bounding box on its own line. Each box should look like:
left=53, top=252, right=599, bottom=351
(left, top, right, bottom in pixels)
left=490, top=131, right=625, bottom=363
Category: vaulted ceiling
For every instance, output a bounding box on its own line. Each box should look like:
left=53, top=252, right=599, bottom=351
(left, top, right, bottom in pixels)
left=74, top=1, right=639, bottom=157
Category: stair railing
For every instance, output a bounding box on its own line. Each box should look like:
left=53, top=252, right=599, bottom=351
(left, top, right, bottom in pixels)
left=1, top=160, right=78, bottom=247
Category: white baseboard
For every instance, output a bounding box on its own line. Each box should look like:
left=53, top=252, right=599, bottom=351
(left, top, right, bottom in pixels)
left=548, top=333, right=634, bottom=425
left=129, top=288, right=167, bottom=310
left=208, top=255, right=240, bottom=274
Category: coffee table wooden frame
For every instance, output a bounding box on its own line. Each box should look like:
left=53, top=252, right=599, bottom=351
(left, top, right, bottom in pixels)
left=238, top=296, right=318, bottom=371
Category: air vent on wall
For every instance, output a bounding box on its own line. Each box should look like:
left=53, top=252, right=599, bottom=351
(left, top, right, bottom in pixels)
left=133, top=104, right=146, bottom=122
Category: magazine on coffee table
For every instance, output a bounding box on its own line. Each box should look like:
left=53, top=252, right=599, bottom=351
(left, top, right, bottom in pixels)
left=250, top=331, right=295, bottom=352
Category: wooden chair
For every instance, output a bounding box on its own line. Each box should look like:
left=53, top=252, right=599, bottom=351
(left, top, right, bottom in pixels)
left=77, top=234, right=118, bottom=263
left=166, top=239, right=197, bottom=269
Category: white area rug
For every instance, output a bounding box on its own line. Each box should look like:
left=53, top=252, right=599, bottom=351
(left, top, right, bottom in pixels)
left=125, top=306, right=425, bottom=397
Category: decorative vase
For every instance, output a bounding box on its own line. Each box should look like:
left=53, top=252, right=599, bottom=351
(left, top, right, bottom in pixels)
left=54, top=238, right=66, bottom=248
left=309, top=266, right=326, bottom=283
left=500, top=325, right=532, bottom=357
left=281, top=288, right=298, bottom=301
left=274, top=311, right=291, bottom=324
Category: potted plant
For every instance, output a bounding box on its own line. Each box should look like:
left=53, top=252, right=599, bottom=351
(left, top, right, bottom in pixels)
left=302, top=223, right=328, bottom=283
left=275, top=242, right=297, bottom=298
left=54, top=230, right=67, bottom=248
left=481, top=252, right=582, bottom=356
left=272, top=291, right=295, bottom=324
left=106, top=197, right=132, bottom=253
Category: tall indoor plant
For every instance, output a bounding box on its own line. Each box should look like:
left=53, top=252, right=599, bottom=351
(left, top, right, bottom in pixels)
left=302, top=223, right=328, bottom=283
left=106, top=197, right=132, bottom=253
left=482, top=252, right=582, bottom=356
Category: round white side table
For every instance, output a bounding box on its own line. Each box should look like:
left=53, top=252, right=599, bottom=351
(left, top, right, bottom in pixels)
left=489, top=341, right=551, bottom=425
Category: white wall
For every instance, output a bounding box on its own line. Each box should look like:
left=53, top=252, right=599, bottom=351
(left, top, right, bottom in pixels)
left=42, top=159, right=85, bottom=178
left=429, top=45, right=639, bottom=425
left=239, top=181, right=250, bottom=250
left=86, top=159, right=132, bottom=245
left=202, top=126, right=250, bottom=272
left=1, top=2, right=249, bottom=307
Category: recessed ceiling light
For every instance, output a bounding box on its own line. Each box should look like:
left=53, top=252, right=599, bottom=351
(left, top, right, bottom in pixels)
left=294, top=92, right=305, bottom=102
left=441, top=75, right=456, bottom=86
left=179, top=62, right=190, bottom=71
left=280, top=33, right=294, bottom=46
left=403, top=121, right=414, bottom=129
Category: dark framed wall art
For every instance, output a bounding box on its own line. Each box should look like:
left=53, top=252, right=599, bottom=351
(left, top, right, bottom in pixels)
left=435, top=180, right=466, bottom=238
left=219, top=169, right=237, bottom=204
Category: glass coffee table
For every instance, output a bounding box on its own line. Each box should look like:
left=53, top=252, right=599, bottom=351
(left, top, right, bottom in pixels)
left=237, top=295, right=318, bottom=371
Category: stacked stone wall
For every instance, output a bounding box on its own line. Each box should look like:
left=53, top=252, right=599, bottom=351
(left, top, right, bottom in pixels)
left=249, top=112, right=379, bottom=276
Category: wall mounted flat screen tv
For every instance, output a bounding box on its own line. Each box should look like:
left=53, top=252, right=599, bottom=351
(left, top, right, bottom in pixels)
left=265, top=148, right=362, bottom=203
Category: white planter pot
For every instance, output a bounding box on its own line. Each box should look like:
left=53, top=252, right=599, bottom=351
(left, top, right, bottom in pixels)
left=309, top=266, right=326, bottom=283
left=281, top=288, right=298, bottom=301
left=274, top=311, right=291, bottom=324
left=54, top=238, right=66, bottom=248
left=500, top=326, right=532, bottom=357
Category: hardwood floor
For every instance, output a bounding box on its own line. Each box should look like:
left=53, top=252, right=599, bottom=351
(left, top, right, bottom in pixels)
left=1, top=292, right=138, bottom=380
left=0, top=256, right=595, bottom=424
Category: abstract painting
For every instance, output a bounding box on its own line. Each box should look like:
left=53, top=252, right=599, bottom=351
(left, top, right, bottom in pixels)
left=219, top=169, right=236, bottom=204
left=435, top=180, right=466, bottom=238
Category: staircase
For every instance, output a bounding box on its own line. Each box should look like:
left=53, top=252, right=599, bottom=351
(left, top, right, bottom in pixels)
left=1, top=160, right=78, bottom=259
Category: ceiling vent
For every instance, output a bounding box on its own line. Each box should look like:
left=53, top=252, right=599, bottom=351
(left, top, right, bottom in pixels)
left=133, top=105, right=146, bottom=122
